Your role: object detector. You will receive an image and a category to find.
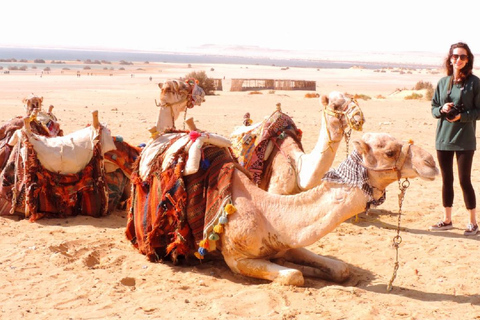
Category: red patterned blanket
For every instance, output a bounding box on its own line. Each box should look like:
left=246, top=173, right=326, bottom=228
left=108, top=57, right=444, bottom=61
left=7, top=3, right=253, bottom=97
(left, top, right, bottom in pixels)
left=126, top=137, right=235, bottom=263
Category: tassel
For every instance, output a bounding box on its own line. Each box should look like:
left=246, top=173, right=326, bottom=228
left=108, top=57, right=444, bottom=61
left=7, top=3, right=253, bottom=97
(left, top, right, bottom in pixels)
left=213, top=224, right=224, bottom=234
left=189, top=130, right=201, bottom=142
left=208, top=233, right=220, bottom=241
left=198, top=247, right=207, bottom=256
left=218, top=216, right=228, bottom=224
left=224, top=204, right=236, bottom=215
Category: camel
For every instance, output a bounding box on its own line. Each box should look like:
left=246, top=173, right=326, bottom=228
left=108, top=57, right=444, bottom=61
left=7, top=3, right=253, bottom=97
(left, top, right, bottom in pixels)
left=127, top=130, right=438, bottom=286
left=153, top=79, right=205, bottom=133
left=0, top=110, right=140, bottom=219
left=231, top=91, right=365, bottom=194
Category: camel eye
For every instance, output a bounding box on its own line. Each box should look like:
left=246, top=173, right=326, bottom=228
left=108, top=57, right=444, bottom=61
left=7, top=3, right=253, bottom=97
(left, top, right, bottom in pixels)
left=385, top=150, right=395, bottom=158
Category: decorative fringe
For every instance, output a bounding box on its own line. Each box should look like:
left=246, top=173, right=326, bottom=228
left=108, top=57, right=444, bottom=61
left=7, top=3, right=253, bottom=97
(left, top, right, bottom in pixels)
left=196, top=202, right=236, bottom=259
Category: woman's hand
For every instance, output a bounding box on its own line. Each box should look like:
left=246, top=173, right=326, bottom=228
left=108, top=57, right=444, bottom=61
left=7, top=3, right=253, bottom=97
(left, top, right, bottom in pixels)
left=441, top=102, right=454, bottom=114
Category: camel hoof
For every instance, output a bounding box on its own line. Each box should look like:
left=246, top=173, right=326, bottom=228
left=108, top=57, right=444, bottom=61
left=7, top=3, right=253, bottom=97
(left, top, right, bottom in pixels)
left=275, top=269, right=304, bottom=286
left=332, top=264, right=350, bottom=283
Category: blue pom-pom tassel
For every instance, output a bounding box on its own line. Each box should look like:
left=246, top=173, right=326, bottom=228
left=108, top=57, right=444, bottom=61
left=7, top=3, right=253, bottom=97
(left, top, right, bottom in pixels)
left=198, top=247, right=207, bottom=256
left=115, top=136, right=124, bottom=142
left=138, top=143, right=146, bottom=148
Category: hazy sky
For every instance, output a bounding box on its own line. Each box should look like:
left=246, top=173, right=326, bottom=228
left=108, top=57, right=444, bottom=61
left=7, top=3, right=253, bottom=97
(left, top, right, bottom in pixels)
left=2, top=0, right=479, bottom=54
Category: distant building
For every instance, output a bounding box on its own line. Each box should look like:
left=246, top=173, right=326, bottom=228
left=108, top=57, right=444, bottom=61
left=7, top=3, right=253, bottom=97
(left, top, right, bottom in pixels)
left=223, top=79, right=316, bottom=92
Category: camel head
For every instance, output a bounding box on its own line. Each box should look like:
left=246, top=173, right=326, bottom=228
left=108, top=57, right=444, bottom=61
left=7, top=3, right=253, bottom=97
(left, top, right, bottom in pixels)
left=353, top=133, right=439, bottom=184
left=23, top=94, right=43, bottom=115
left=321, top=91, right=365, bottom=131
left=156, top=79, right=205, bottom=111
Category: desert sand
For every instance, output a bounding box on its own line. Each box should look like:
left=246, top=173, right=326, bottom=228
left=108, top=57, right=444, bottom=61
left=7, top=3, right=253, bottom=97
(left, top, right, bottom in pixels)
left=0, top=59, right=479, bottom=320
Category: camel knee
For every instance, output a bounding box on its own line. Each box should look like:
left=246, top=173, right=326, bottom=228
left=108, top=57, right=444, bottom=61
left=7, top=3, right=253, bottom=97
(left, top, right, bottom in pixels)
left=276, top=269, right=304, bottom=286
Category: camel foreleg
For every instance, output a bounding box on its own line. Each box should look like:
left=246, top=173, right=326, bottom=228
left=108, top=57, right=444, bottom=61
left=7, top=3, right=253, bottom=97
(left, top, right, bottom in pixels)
left=281, top=248, right=350, bottom=283
left=224, top=256, right=305, bottom=286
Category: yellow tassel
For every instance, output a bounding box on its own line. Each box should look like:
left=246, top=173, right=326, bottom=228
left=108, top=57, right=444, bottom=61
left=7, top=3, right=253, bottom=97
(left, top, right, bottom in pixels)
left=213, top=224, right=224, bottom=234
left=199, top=239, right=208, bottom=248
left=225, top=204, right=236, bottom=215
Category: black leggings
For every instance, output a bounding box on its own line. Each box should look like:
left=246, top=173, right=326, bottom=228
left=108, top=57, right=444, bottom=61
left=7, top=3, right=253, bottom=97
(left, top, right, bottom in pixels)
left=437, top=150, right=476, bottom=209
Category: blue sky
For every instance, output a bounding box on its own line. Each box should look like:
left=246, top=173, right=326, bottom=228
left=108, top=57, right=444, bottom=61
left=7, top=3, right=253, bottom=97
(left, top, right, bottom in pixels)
left=2, top=0, right=479, bottom=54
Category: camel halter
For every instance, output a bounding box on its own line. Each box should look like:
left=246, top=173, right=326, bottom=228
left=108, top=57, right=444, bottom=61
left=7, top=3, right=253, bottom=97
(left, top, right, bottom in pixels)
left=323, top=98, right=364, bottom=156
left=155, top=82, right=197, bottom=130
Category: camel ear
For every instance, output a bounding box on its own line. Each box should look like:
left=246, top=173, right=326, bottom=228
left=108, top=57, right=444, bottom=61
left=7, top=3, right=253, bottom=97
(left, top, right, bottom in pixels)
left=353, top=139, right=370, bottom=155
left=320, top=95, right=329, bottom=106
left=40, top=97, right=43, bottom=103
left=158, top=83, right=163, bottom=89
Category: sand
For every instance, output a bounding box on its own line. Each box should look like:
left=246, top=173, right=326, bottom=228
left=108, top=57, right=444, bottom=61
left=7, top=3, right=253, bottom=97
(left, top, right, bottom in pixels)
left=0, top=59, right=479, bottom=320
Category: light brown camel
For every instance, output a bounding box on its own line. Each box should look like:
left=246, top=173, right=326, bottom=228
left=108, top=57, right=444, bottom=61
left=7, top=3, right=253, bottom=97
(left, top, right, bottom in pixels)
left=128, top=131, right=438, bottom=286
left=153, top=79, right=205, bottom=133
left=231, top=91, right=365, bottom=194
left=217, top=132, right=438, bottom=285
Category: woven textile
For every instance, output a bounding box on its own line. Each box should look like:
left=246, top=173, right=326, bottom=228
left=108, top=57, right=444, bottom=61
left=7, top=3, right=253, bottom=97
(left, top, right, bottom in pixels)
left=104, top=137, right=142, bottom=177
left=230, top=110, right=302, bottom=185
left=126, top=138, right=235, bottom=263
left=0, top=129, right=110, bottom=221
left=322, top=150, right=386, bottom=207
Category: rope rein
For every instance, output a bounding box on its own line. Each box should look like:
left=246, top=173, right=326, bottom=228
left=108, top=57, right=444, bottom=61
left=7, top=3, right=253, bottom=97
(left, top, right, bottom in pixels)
left=386, top=178, right=410, bottom=292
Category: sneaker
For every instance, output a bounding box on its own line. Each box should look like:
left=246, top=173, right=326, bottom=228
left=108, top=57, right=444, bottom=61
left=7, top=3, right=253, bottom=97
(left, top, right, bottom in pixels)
left=429, top=221, right=453, bottom=231
left=464, top=223, right=478, bottom=236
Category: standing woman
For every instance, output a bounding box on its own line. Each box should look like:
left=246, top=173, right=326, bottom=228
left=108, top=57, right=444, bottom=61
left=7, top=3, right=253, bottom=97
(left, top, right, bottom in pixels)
left=430, top=42, right=480, bottom=235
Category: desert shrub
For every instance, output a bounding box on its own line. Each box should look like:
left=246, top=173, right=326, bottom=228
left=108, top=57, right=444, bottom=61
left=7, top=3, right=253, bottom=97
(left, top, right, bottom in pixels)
left=268, top=90, right=275, bottom=94
left=119, top=60, right=133, bottom=65
left=404, top=93, right=423, bottom=100
left=249, top=91, right=263, bottom=95
left=353, top=94, right=371, bottom=100
left=184, top=70, right=215, bottom=95
left=19, top=66, right=27, bottom=71
left=8, top=66, right=18, bottom=70
left=34, top=59, right=45, bottom=63
left=375, top=95, right=386, bottom=99
left=425, top=87, right=434, bottom=101
left=83, top=66, right=91, bottom=70
left=414, top=80, right=433, bottom=91
left=44, top=67, right=51, bottom=71
left=305, top=92, right=320, bottom=98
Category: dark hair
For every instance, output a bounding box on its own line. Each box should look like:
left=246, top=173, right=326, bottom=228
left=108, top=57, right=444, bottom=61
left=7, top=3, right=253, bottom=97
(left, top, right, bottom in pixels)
left=444, top=42, right=474, bottom=81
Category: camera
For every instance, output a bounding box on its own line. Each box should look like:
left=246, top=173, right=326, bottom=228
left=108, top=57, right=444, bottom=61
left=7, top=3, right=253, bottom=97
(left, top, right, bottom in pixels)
left=446, top=104, right=464, bottom=120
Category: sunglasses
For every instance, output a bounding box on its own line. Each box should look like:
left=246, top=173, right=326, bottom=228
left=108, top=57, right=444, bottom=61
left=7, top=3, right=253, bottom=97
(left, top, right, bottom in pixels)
left=452, top=54, right=468, bottom=61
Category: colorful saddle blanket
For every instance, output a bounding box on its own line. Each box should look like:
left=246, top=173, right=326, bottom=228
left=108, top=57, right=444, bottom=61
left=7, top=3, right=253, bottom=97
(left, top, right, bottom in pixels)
left=0, top=128, right=110, bottom=221
left=230, top=110, right=302, bottom=185
left=126, top=136, right=235, bottom=263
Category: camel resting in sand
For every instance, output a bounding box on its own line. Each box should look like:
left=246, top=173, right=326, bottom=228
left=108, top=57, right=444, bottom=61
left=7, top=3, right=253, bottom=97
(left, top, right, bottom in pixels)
left=127, top=130, right=438, bottom=286
left=230, top=91, right=365, bottom=194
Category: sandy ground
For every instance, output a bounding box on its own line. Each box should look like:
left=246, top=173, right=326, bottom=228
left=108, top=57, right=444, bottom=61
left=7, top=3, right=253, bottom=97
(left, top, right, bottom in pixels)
left=0, top=60, right=479, bottom=320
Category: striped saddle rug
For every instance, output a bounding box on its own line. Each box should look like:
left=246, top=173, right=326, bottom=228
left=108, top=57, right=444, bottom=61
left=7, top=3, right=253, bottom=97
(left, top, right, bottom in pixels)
left=230, top=110, right=303, bottom=185
left=126, top=140, right=236, bottom=263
